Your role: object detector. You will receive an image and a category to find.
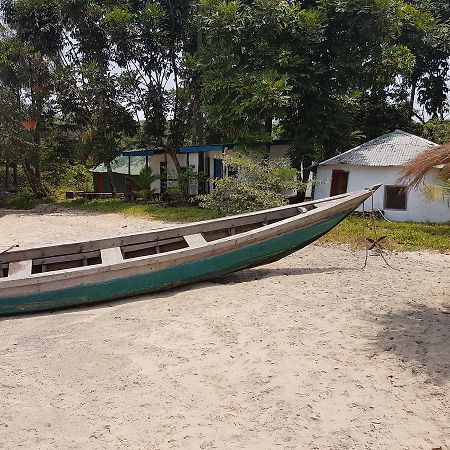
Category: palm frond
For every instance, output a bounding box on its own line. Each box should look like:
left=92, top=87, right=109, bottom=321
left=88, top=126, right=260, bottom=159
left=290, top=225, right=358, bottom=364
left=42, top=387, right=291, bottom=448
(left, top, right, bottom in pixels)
left=399, top=143, right=450, bottom=187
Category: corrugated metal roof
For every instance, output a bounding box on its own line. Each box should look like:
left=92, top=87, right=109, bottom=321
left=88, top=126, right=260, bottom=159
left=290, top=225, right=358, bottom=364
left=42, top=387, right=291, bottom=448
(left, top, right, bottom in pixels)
left=319, top=130, right=438, bottom=167
left=179, top=144, right=233, bottom=154
left=91, top=155, right=147, bottom=175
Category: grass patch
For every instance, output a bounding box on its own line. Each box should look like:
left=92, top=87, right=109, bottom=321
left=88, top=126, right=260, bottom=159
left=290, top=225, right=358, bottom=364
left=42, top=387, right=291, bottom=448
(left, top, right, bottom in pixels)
left=60, top=198, right=221, bottom=222
left=319, top=215, right=450, bottom=252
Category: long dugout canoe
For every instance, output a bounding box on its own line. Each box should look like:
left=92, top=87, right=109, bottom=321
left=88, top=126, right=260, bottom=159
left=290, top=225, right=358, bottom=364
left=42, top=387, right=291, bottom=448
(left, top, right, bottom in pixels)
left=0, top=186, right=379, bottom=315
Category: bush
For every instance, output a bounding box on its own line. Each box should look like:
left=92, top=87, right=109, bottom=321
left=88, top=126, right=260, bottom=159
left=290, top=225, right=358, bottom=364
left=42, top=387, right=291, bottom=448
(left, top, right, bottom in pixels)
left=197, top=155, right=305, bottom=215
left=126, top=167, right=159, bottom=201
left=161, top=186, right=188, bottom=206
left=0, top=194, right=54, bottom=210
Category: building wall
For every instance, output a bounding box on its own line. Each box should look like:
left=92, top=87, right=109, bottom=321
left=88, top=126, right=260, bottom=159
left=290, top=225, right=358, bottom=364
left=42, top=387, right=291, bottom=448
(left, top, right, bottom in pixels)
left=146, top=153, right=189, bottom=193
left=314, top=163, right=450, bottom=223
left=93, top=172, right=127, bottom=193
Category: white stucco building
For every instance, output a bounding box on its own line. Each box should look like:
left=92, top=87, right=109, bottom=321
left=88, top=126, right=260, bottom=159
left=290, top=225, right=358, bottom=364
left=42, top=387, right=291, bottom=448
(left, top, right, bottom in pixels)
left=314, top=130, right=450, bottom=223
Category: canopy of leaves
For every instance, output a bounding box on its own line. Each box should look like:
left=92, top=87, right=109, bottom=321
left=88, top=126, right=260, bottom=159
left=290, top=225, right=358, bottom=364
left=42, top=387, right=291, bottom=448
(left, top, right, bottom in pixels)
left=194, top=0, right=448, bottom=166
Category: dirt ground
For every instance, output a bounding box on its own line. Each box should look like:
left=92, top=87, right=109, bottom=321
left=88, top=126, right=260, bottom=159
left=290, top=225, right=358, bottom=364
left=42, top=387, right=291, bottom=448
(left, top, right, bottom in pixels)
left=0, top=208, right=449, bottom=449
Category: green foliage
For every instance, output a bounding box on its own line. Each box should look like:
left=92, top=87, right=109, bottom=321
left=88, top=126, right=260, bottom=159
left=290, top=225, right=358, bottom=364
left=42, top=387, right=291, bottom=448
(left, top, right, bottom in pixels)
left=421, top=120, right=450, bottom=144
left=197, top=155, right=304, bottom=215
left=0, top=194, right=53, bottom=209
left=1, top=0, right=450, bottom=203
left=160, top=186, right=187, bottom=206
left=63, top=164, right=93, bottom=191
left=126, top=167, right=160, bottom=200
left=195, top=0, right=448, bottom=166
left=177, top=166, right=202, bottom=197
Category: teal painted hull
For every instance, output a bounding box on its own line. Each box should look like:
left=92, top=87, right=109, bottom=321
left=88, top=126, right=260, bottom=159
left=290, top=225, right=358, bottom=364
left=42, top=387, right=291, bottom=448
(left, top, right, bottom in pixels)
left=0, top=210, right=350, bottom=315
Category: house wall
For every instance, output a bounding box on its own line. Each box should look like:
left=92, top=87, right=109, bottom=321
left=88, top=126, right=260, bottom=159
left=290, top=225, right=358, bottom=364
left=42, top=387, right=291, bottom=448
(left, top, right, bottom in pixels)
left=314, top=164, right=450, bottom=223
left=146, top=153, right=189, bottom=193
left=93, top=172, right=127, bottom=193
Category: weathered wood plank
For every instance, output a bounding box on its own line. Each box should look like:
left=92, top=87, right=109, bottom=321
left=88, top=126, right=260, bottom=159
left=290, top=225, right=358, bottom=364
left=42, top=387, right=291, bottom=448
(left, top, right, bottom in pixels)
left=32, top=251, right=100, bottom=266
left=184, top=233, right=207, bottom=248
left=121, top=237, right=183, bottom=254
left=8, top=260, right=32, bottom=278
left=101, top=247, right=124, bottom=265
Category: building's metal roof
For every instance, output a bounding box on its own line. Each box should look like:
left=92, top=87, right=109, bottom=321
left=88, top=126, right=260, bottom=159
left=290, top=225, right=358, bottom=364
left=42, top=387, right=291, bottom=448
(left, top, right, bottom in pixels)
left=91, top=155, right=147, bottom=175
left=122, top=148, right=154, bottom=157
left=179, top=144, right=234, bottom=154
left=319, top=130, right=438, bottom=167
left=179, top=141, right=291, bottom=154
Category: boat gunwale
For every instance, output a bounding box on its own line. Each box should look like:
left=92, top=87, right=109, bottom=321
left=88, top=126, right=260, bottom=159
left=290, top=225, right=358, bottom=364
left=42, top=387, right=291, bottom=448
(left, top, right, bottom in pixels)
left=1, top=191, right=357, bottom=262
left=0, top=189, right=373, bottom=292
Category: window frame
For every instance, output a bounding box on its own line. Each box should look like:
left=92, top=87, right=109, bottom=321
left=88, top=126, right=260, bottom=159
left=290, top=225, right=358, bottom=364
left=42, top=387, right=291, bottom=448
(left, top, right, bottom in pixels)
left=384, top=185, right=408, bottom=211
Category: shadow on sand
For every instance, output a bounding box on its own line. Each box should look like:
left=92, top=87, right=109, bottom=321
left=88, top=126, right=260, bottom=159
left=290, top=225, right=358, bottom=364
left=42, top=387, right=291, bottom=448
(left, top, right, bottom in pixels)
left=370, top=303, right=450, bottom=384
left=209, top=265, right=354, bottom=284
left=0, top=265, right=353, bottom=321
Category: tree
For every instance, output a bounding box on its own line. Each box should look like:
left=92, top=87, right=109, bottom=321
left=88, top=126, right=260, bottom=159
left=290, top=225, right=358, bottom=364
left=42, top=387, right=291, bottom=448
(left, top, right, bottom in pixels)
left=0, top=37, right=54, bottom=196
left=195, top=0, right=322, bottom=143
left=194, top=0, right=425, bottom=180
left=404, top=0, right=450, bottom=120
left=104, top=0, right=196, bottom=172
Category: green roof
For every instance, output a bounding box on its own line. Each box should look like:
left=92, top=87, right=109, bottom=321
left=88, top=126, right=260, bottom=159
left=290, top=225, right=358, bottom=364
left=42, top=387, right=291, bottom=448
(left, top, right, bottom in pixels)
left=91, top=155, right=147, bottom=175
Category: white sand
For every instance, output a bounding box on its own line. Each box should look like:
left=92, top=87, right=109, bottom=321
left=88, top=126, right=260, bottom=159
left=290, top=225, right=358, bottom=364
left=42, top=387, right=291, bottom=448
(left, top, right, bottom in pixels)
left=0, top=208, right=449, bottom=449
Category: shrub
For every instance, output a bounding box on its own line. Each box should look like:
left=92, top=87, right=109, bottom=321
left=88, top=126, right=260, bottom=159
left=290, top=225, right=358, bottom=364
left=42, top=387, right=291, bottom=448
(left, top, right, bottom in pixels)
left=197, top=155, right=305, bottom=215
left=161, top=186, right=187, bottom=206
left=126, top=167, right=159, bottom=200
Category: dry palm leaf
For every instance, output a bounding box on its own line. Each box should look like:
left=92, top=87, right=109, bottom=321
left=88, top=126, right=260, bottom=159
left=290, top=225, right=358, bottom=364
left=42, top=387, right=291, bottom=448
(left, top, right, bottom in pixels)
left=399, top=143, right=450, bottom=187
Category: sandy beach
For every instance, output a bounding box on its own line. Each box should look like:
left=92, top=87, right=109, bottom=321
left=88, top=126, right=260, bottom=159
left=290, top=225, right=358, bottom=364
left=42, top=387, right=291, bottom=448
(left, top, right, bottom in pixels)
left=0, top=208, right=449, bottom=449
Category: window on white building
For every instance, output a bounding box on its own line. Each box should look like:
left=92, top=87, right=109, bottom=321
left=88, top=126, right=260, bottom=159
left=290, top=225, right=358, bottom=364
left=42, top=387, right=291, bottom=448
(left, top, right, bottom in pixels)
left=384, top=185, right=407, bottom=210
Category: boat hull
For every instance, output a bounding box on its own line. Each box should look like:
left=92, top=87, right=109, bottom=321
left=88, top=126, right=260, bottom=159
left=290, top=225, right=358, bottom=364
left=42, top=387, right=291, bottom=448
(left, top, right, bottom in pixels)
left=0, top=209, right=351, bottom=315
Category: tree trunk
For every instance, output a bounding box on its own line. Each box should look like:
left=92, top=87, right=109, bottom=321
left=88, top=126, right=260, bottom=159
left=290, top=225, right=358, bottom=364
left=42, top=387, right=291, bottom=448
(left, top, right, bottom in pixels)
left=265, top=116, right=273, bottom=137
left=191, top=83, right=205, bottom=145
left=409, top=79, right=417, bottom=120
left=105, top=161, right=117, bottom=195
left=12, top=163, right=18, bottom=191
left=22, top=158, right=49, bottom=197
left=265, top=116, right=273, bottom=156
left=191, top=31, right=205, bottom=145
left=5, top=161, right=9, bottom=191
left=168, top=150, right=182, bottom=174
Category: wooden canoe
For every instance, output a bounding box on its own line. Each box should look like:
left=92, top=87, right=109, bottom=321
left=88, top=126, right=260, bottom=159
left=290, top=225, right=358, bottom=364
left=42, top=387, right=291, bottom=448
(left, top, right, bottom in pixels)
left=0, top=186, right=379, bottom=315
